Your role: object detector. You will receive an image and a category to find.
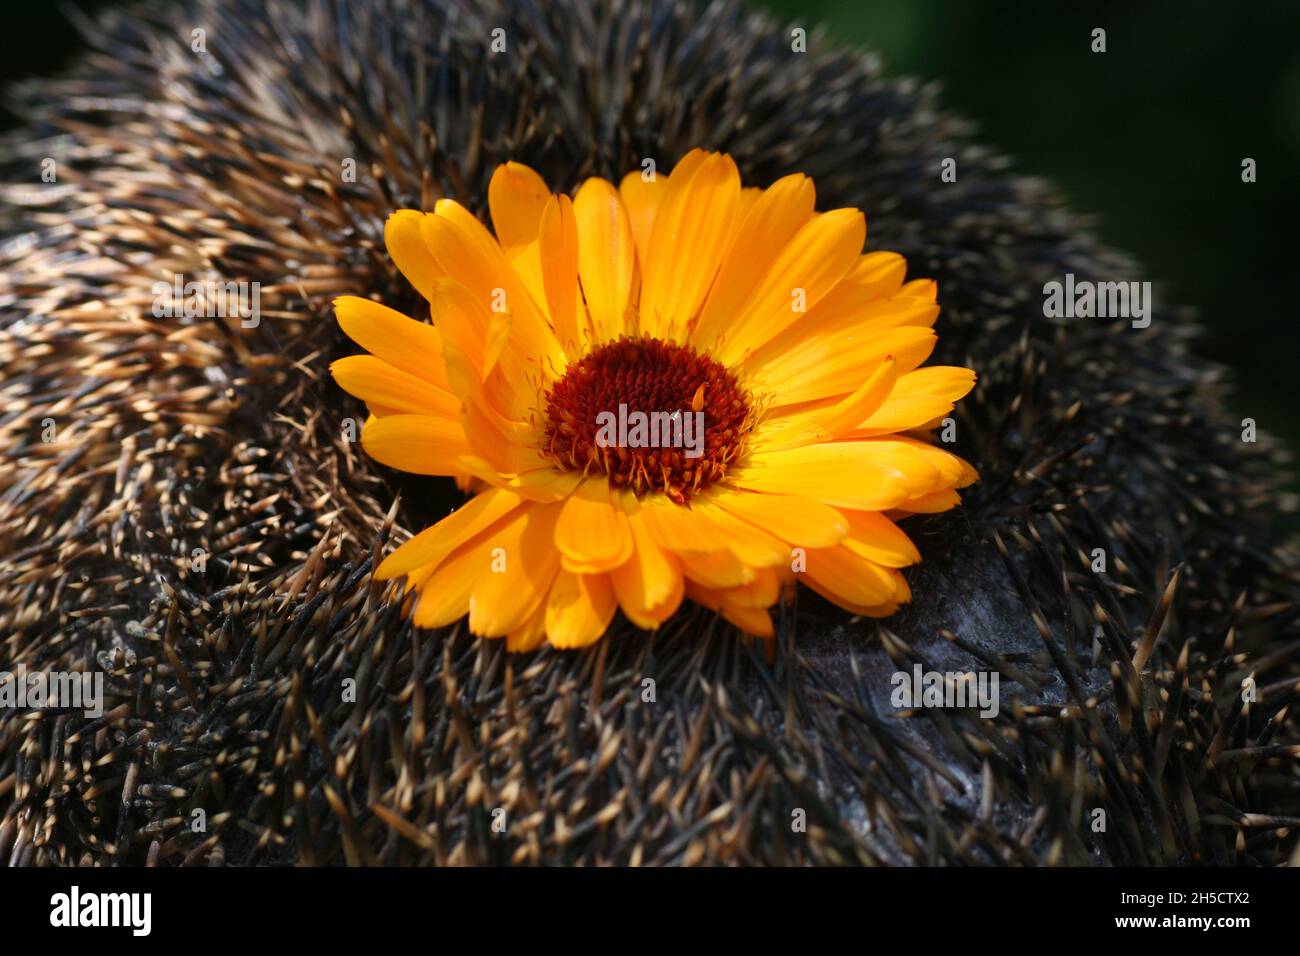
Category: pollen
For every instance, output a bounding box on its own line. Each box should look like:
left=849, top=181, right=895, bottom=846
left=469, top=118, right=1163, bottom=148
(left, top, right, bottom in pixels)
left=541, top=337, right=755, bottom=504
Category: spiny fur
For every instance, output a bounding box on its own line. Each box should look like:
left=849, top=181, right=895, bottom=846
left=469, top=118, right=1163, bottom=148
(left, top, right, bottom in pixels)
left=1, top=0, right=1298, bottom=866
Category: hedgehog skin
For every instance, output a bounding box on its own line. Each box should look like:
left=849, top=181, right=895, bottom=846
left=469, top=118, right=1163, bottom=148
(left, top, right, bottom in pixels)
left=1, top=0, right=1298, bottom=867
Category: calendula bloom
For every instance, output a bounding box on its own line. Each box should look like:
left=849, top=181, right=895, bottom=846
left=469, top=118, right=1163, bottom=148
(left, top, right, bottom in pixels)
left=331, top=149, right=976, bottom=650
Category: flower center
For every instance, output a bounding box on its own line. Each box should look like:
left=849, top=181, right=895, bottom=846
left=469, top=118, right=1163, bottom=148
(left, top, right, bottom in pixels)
left=542, top=337, right=754, bottom=504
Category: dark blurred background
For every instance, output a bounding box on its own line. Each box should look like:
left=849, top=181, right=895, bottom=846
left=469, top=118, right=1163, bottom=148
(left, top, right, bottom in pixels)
left=3, top=1, right=1298, bottom=493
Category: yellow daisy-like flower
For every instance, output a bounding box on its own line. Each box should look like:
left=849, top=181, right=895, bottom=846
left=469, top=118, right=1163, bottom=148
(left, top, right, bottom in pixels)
left=331, top=149, right=977, bottom=650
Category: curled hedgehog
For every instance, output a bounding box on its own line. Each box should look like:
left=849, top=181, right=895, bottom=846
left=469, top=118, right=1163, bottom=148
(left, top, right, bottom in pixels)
left=1, top=0, right=1298, bottom=866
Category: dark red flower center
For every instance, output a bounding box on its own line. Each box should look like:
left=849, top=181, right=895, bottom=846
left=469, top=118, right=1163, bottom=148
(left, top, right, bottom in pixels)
left=541, top=337, right=754, bottom=504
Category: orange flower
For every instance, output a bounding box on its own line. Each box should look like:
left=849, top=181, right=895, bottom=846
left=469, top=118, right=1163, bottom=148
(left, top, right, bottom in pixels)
left=332, top=150, right=977, bottom=649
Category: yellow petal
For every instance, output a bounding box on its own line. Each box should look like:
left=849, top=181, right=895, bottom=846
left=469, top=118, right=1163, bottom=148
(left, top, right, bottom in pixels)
left=734, top=185, right=763, bottom=224
left=546, top=570, right=618, bottom=648
left=405, top=501, right=528, bottom=630
left=329, top=355, right=460, bottom=419
left=709, top=565, right=783, bottom=608
left=507, top=243, right=549, bottom=325
left=619, top=169, right=667, bottom=276
left=619, top=149, right=706, bottom=269
left=845, top=251, right=909, bottom=295
left=334, top=295, right=449, bottom=389
left=554, top=481, right=635, bottom=573
left=749, top=287, right=939, bottom=378
left=754, top=356, right=897, bottom=451
left=506, top=601, right=549, bottom=652
left=864, top=437, right=969, bottom=493
left=756, top=326, right=937, bottom=407
left=500, top=466, right=585, bottom=501
left=488, top=161, right=550, bottom=256
left=385, top=211, right=442, bottom=302
left=849, top=367, right=977, bottom=437
left=573, top=177, right=635, bottom=344
left=639, top=152, right=741, bottom=341
left=805, top=590, right=905, bottom=619
left=638, top=493, right=722, bottom=553
left=376, top=487, right=525, bottom=579
left=410, top=563, right=476, bottom=629
left=711, top=490, right=848, bottom=549
left=691, top=173, right=816, bottom=350
left=838, top=510, right=922, bottom=568
left=684, top=583, right=774, bottom=637
left=361, top=414, right=473, bottom=476
left=610, top=511, right=685, bottom=629
left=890, top=488, right=964, bottom=514
left=689, top=499, right=790, bottom=567
left=661, top=149, right=708, bottom=184
left=420, top=201, right=566, bottom=378
left=456, top=386, right=549, bottom=477
left=425, top=279, right=489, bottom=375
left=427, top=277, right=537, bottom=422
left=800, top=544, right=900, bottom=607
left=468, top=504, right=563, bottom=636
left=677, top=548, right=753, bottom=589
left=728, top=442, right=915, bottom=510
left=539, top=194, right=584, bottom=355
left=402, top=561, right=438, bottom=597
left=714, top=207, right=865, bottom=365
left=900, top=278, right=938, bottom=300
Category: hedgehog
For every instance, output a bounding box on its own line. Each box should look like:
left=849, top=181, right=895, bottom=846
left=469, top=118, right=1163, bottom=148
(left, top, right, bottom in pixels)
left=1, top=0, right=1298, bottom=867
